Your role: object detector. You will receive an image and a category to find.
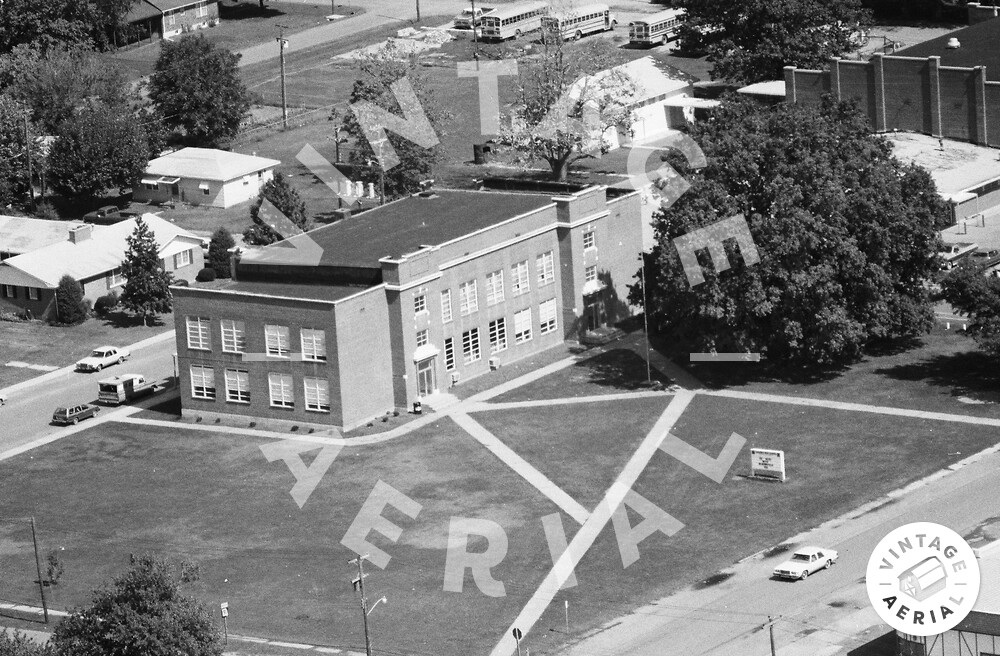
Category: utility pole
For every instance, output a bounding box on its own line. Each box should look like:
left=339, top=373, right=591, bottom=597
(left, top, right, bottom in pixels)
left=276, top=25, right=289, bottom=128
left=767, top=616, right=777, bottom=656
left=350, top=555, right=373, bottom=656
left=640, top=253, right=651, bottom=383
left=23, top=108, right=33, bottom=212
left=374, top=139, right=386, bottom=206
left=30, top=517, right=48, bottom=623
left=470, top=0, right=479, bottom=56
left=415, top=0, right=420, bottom=21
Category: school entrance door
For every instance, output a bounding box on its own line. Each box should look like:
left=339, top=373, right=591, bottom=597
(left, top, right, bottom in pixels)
left=416, top=357, right=437, bottom=397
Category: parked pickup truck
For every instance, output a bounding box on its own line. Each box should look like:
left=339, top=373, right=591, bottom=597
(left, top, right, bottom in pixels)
left=938, top=242, right=979, bottom=269
left=98, top=374, right=157, bottom=405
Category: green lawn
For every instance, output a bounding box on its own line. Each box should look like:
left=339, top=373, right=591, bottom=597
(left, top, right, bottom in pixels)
left=0, top=316, right=171, bottom=389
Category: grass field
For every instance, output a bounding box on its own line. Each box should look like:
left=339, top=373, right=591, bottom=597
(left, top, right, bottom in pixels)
left=0, top=316, right=171, bottom=389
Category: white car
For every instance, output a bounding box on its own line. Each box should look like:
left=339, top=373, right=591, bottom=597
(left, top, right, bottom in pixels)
left=453, top=6, right=495, bottom=29
left=773, top=546, right=839, bottom=580
left=75, top=346, right=131, bottom=373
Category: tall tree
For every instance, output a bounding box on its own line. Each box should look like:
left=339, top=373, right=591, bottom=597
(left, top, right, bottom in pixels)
left=53, top=555, right=221, bottom=656
left=0, top=0, right=102, bottom=54
left=677, top=0, right=870, bottom=83
left=207, top=226, right=236, bottom=278
left=148, top=36, right=251, bottom=148
left=120, top=216, right=174, bottom=326
left=48, top=101, right=150, bottom=200
left=242, top=175, right=309, bottom=246
left=54, top=274, right=87, bottom=325
left=0, top=94, right=41, bottom=207
left=495, top=37, right=641, bottom=181
left=637, top=96, right=947, bottom=369
left=341, top=40, right=451, bottom=199
left=942, top=265, right=1000, bottom=355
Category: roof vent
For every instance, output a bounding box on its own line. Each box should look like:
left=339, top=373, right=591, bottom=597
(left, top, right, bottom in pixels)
left=946, top=37, right=961, bottom=49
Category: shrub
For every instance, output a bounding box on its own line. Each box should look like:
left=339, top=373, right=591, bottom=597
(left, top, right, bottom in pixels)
left=94, top=292, right=119, bottom=316
left=195, top=267, right=216, bottom=282
left=207, top=227, right=235, bottom=278
left=35, top=201, right=59, bottom=221
left=53, top=275, right=87, bottom=325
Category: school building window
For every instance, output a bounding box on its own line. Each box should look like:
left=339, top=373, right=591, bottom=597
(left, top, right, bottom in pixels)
left=301, top=328, right=327, bottom=361
left=416, top=329, right=429, bottom=347
left=190, top=365, right=216, bottom=400
left=514, top=308, right=532, bottom=343
left=304, top=377, right=330, bottom=413
left=489, top=317, right=507, bottom=353
left=585, top=265, right=597, bottom=283
left=583, top=229, right=596, bottom=250
left=459, top=280, right=479, bottom=316
left=444, top=337, right=456, bottom=371
left=486, top=270, right=505, bottom=306
left=268, top=373, right=294, bottom=408
left=539, top=299, right=557, bottom=334
left=511, top=260, right=530, bottom=296
left=537, top=251, right=554, bottom=286
left=462, top=328, right=481, bottom=364
left=225, top=369, right=250, bottom=403
left=414, top=292, right=427, bottom=315
left=186, top=316, right=211, bottom=350
left=265, top=324, right=290, bottom=357
left=173, top=249, right=192, bottom=268
left=441, top=289, right=453, bottom=322
left=220, top=320, right=246, bottom=354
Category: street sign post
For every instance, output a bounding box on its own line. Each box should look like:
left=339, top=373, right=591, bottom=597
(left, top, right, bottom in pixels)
left=220, top=602, right=229, bottom=645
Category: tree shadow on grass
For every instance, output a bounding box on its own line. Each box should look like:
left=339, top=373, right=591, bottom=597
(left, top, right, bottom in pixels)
left=100, top=311, right=167, bottom=329
left=875, top=350, right=1000, bottom=403
left=575, top=348, right=672, bottom=390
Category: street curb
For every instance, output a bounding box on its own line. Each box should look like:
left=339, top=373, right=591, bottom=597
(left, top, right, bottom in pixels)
left=0, top=330, right=175, bottom=400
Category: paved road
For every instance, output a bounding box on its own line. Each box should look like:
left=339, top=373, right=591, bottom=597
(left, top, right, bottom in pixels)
left=559, top=441, right=1000, bottom=656
left=0, top=334, right=177, bottom=459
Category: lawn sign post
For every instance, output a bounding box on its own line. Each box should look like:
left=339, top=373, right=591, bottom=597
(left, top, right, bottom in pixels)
left=220, top=602, right=229, bottom=645
left=750, top=448, right=786, bottom=482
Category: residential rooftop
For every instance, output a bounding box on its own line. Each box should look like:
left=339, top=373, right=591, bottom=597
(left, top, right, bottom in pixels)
left=243, top=189, right=555, bottom=269
left=0, top=216, right=85, bottom=256
left=894, top=17, right=1000, bottom=81
left=145, top=147, right=281, bottom=182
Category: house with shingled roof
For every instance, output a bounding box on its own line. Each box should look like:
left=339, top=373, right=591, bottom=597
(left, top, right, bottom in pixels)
left=134, top=147, right=281, bottom=209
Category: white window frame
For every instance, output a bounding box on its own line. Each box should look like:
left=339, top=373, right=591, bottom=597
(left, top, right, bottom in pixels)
left=186, top=316, right=211, bottom=351
left=173, top=249, right=192, bottom=269
left=304, top=377, right=330, bottom=413
left=444, top=337, right=456, bottom=371
left=459, top=280, right=479, bottom=316
left=107, top=268, right=126, bottom=288
left=514, top=308, right=532, bottom=344
left=585, top=265, right=598, bottom=283
left=489, top=317, right=507, bottom=353
left=224, top=369, right=249, bottom=403
left=441, top=289, right=453, bottom=323
left=27, top=287, right=39, bottom=301
left=416, top=329, right=429, bottom=347
left=462, top=328, right=481, bottom=364
left=414, top=292, right=427, bottom=315
left=268, top=373, right=294, bottom=408
left=220, top=319, right=246, bottom=354
left=537, top=251, right=555, bottom=286
left=511, top=260, right=530, bottom=296
left=486, top=270, right=505, bottom=306
left=301, top=328, right=327, bottom=362
left=539, top=299, right=558, bottom=335
left=265, top=324, right=291, bottom=358
left=2, top=285, right=13, bottom=298
left=190, top=365, right=216, bottom=400
left=583, top=229, right=596, bottom=250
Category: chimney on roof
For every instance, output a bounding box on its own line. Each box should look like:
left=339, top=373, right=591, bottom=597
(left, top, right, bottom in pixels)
left=68, top=224, right=93, bottom=244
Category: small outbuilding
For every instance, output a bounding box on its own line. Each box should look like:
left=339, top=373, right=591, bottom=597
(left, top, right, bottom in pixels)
left=134, top=148, right=281, bottom=209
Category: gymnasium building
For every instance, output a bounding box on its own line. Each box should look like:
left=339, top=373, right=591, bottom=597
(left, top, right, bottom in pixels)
left=171, top=185, right=643, bottom=430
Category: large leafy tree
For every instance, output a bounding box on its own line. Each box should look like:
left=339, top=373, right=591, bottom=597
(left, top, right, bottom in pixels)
left=0, top=0, right=102, bottom=54
left=53, top=555, right=221, bottom=656
left=0, top=94, right=41, bottom=207
left=148, top=36, right=252, bottom=148
left=942, top=265, right=1000, bottom=355
left=638, top=96, right=947, bottom=369
left=243, top=175, right=309, bottom=246
left=341, top=40, right=451, bottom=199
left=0, top=46, right=134, bottom=133
left=48, top=101, right=150, bottom=200
left=0, top=630, right=55, bottom=656
left=495, top=37, right=640, bottom=181
left=120, top=216, right=174, bottom=326
left=677, top=0, right=870, bottom=84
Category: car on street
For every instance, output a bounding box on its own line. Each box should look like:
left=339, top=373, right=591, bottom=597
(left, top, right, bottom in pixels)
left=772, top=546, right=839, bottom=580
left=938, top=242, right=979, bottom=269
left=75, top=346, right=131, bottom=372
left=51, top=403, right=100, bottom=426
